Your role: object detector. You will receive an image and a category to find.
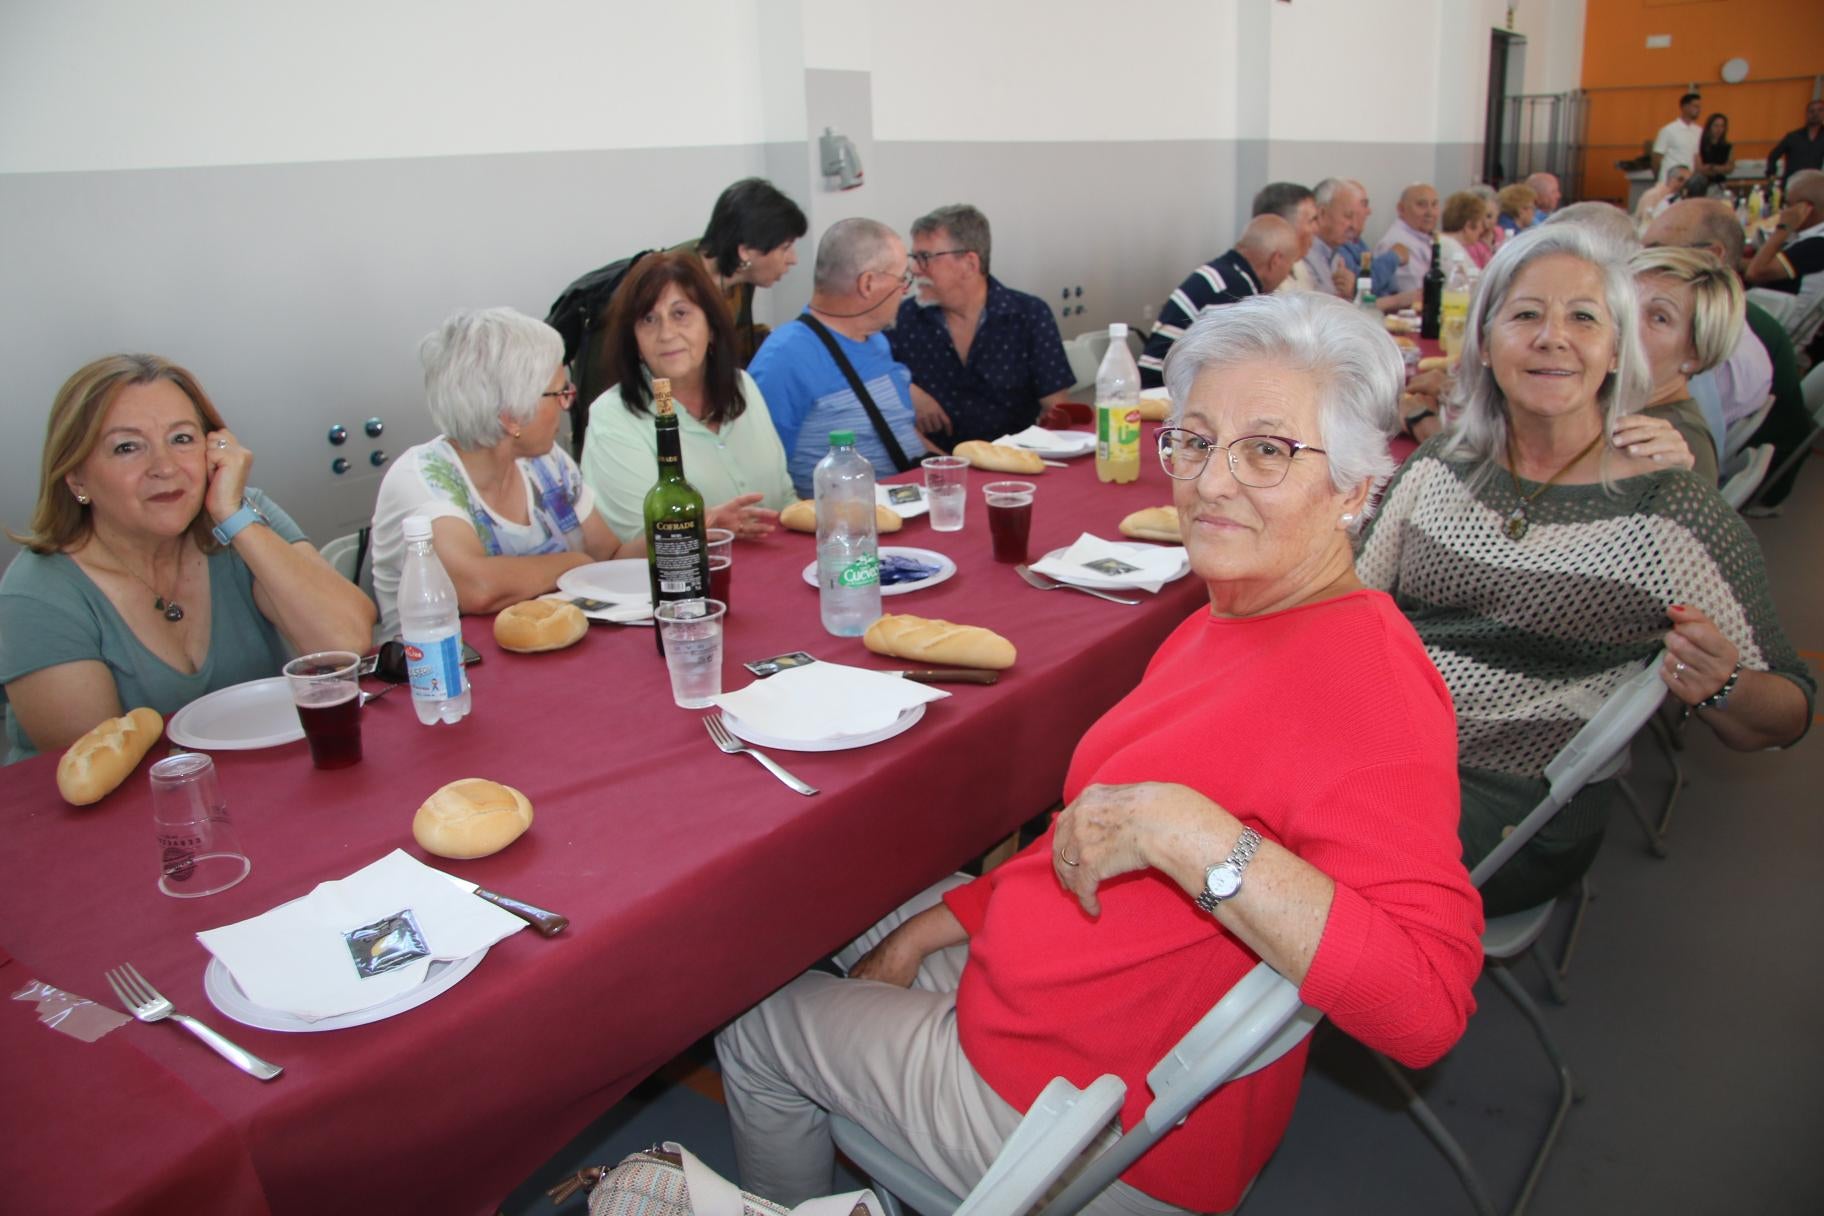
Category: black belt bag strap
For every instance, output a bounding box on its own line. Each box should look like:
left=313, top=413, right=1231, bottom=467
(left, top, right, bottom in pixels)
left=796, top=314, right=916, bottom=473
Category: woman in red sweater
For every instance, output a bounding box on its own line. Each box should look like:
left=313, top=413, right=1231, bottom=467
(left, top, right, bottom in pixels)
left=716, top=294, right=1484, bottom=1213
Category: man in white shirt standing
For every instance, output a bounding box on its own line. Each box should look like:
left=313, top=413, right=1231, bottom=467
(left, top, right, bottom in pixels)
left=1652, top=93, right=1703, bottom=183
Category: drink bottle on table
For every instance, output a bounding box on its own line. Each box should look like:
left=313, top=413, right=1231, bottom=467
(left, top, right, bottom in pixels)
left=643, top=378, right=709, bottom=654
left=1419, top=236, right=1444, bottom=340
left=1094, top=323, right=1140, bottom=484
left=1440, top=261, right=1471, bottom=360
left=398, top=515, right=471, bottom=726
left=814, top=430, right=882, bottom=636
left=1354, top=251, right=1377, bottom=313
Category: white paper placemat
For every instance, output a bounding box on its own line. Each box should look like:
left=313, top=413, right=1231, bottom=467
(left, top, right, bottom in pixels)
left=711, top=662, right=949, bottom=743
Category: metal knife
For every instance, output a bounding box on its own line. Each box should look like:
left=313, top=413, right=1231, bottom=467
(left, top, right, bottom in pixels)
left=890, top=668, right=1000, bottom=685
left=439, top=874, right=569, bottom=937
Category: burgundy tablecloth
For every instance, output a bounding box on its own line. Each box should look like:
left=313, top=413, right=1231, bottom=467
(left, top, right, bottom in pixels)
left=0, top=440, right=1207, bottom=1215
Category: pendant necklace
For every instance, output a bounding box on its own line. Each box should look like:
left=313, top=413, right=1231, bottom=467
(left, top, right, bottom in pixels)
left=1503, top=429, right=1604, bottom=541
left=92, top=534, right=187, bottom=622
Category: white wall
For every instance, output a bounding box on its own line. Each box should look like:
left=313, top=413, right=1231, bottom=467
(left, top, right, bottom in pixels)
left=0, top=0, right=769, bottom=173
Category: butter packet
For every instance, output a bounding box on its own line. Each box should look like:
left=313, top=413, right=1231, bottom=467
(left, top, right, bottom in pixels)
left=345, top=909, right=430, bottom=979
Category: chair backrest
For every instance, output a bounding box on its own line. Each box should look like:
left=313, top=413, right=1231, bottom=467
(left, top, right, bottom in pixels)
left=1789, top=293, right=1824, bottom=350
left=1804, top=361, right=1824, bottom=422
left=320, top=529, right=375, bottom=601
left=1721, top=395, right=1774, bottom=462
left=950, top=1076, right=1127, bottom=1216
left=1720, top=444, right=1775, bottom=509
left=1470, top=653, right=1667, bottom=888
left=1037, top=962, right=1318, bottom=1216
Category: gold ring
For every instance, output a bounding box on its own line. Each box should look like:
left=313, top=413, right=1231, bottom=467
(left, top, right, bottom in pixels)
left=1061, top=853, right=1080, bottom=867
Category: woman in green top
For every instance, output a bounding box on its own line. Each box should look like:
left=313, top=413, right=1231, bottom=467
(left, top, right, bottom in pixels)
left=580, top=251, right=793, bottom=543
left=1359, top=225, right=1812, bottom=914
left=1631, top=244, right=1746, bottom=486
left=0, top=355, right=376, bottom=763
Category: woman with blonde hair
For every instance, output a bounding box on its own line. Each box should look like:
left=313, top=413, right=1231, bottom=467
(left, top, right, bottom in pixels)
left=1495, top=182, right=1538, bottom=235
left=1, top=355, right=375, bottom=763
left=1630, top=244, right=1746, bottom=484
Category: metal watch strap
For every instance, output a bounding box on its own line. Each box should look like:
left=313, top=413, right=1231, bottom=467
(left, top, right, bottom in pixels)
left=1194, top=826, right=1262, bottom=914
left=210, top=499, right=264, bottom=545
left=1696, top=661, right=1744, bottom=711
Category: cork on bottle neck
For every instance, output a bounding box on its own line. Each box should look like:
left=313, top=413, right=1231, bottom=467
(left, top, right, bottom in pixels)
left=652, top=377, right=674, bottom=417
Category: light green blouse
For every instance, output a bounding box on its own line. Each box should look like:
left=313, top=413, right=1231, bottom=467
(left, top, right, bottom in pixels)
left=579, top=370, right=797, bottom=542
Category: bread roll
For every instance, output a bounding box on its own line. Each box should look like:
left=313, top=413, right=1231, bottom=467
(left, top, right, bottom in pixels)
left=863, top=614, right=1016, bottom=670
left=779, top=499, right=903, bottom=534
left=494, top=599, right=588, bottom=652
left=57, top=707, right=164, bottom=806
left=1417, top=355, right=1452, bottom=372
left=413, top=778, right=534, bottom=859
left=952, top=441, right=1046, bottom=475
left=1137, top=397, right=1172, bottom=422
left=1119, top=506, right=1182, bottom=543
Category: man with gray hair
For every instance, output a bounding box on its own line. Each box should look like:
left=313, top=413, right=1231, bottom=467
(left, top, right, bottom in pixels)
left=1250, top=182, right=1320, bottom=292
left=1370, top=183, right=1439, bottom=303
left=748, top=218, right=926, bottom=495
left=1745, top=168, right=1824, bottom=303
left=1526, top=172, right=1562, bottom=221
left=887, top=204, right=1076, bottom=447
left=1139, top=215, right=1300, bottom=387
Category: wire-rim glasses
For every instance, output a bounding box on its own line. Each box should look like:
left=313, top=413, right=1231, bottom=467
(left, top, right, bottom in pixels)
left=1155, top=426, right=1328, bottom=487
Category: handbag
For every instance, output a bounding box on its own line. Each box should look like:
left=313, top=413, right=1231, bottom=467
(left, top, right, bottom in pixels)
left=547, top=1142, right=883, bottom=1216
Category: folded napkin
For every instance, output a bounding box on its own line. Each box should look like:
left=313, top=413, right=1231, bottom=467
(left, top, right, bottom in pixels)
left=197, top=849, right=525, bottom=1021
left=1030, top=533, right=1188, bottom=594
left=712, top=661, right=948, bottom=742
left=995, top=425, right=1094, bottom=455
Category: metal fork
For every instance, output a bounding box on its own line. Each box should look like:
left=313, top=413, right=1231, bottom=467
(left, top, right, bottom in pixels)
left=1014, top=564, right=1142, bottom=606
left=105, top=963, right=284, bottom=1081
left=704, top=715, right=819, bottom=796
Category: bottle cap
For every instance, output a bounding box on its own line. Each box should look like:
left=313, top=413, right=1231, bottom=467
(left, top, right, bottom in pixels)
left=403, top=515, right=432, bottom=542
left=829, top=430, right=856, bottom=446
left=1108, top=322, right=1128, bottom=339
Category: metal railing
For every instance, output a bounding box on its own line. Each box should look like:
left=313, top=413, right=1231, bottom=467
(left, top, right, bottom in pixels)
left=1500, top=91, right=1588, bottom=200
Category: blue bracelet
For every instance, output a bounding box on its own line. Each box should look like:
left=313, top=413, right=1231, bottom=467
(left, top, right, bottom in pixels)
left=211, top=500, right=266, bottom=545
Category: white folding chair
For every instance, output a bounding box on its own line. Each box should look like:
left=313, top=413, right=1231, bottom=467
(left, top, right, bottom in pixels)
left=1751, top=363, right=1824, bottom=509
left=319, top=529, right=380, bottom=643
left=1720, top=443, right=1776, bottom=509
left=832, top=962, right=1319, bottom=1216
left=1720, top=395, right=1774, bottom=463
left=1373, top=655, right=1668, bottom=1216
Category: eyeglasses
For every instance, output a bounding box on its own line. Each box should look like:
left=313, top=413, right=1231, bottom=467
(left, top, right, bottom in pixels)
left=1156, top=426, right=1328, bottom=487
left=908, top=249, right=969, bottom=269
left=541, top=382, right=578, bottom=405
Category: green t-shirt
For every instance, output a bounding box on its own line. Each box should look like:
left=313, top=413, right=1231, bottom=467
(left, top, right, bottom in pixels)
left=0, top=488, right=307, bottom=763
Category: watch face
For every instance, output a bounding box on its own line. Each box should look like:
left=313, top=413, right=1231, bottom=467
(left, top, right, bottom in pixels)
left=1206, top=865, right=1241, bottom=901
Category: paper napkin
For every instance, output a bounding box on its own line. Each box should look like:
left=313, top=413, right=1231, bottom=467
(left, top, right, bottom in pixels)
left=994, top=425, right=1095, bottom=455
left=712, top=661, right=949, bottom=742
left=1030, top=533, right=1189, bottom=594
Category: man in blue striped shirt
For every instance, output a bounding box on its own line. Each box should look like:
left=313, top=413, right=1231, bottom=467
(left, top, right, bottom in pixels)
left=1138, top=215, right=1300, bottom=388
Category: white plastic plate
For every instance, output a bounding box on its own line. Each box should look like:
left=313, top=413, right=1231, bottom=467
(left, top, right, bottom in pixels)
left=167, top=677, right=304, bottom=750
left=801, top=547, right=957, bottom=597
left=721, top=702, right=926, bottom=752
left=203, top=948, right=488, bottom=1032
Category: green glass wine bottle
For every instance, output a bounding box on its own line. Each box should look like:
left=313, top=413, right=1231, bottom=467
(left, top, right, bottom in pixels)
left=643, top=378, right=708, bottom=654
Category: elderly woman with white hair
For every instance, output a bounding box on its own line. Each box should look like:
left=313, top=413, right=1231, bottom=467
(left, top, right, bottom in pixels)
left=370, top=307, right=765, bottom=636
left=715, top=293, right=1484, bottom=1214
left=1359, top=224, right=1812, bottom=916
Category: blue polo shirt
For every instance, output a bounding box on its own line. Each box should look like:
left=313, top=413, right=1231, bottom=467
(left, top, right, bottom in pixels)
left=888, top=277, right=1076, bottom=448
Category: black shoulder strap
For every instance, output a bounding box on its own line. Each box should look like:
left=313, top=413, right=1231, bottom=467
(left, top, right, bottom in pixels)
left=795, top=313, right=915, bottom=472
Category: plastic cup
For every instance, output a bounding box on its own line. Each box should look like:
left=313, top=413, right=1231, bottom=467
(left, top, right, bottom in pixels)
left=705, top=528, right=735, bottom=611
left=148, top=753, right=250, bottom=898
left=283, top=650, right=363, bottom=769
left=983, top=481, right=1036, bottom=564
left=922, top=456, right=969, bottom=532
left=655, top=598, right=727, bottom=709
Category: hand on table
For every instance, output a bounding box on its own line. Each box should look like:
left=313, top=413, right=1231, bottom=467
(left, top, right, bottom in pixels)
left=706, top=493, right=779, bottom=539
left=204, top=429, right=253, bottom=524
left=1052, top=781, right=1227, bottom=917
left=1405, top=368, right=1449, bottom=398
left=1611, top=413, right=1695, bottom=469
left=1660, top=603, right=1739, bottom=707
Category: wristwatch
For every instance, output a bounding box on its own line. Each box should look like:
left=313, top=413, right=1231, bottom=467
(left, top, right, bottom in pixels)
left=211, top=498, right=268, bottom=545
left=1194, top=827, right=1262, bottom=914
left=1696, top=660, right=1744, bottom=711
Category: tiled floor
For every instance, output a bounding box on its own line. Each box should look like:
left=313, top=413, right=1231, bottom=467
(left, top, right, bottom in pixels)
left=506, top=458, right=1824, bottom=1216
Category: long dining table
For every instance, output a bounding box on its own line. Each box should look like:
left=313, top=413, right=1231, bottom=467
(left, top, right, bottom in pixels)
left=0, top=434, right=1211, bottom=1215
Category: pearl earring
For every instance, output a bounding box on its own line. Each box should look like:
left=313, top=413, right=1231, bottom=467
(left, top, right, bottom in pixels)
left=1340, top=513, right=1357, bottom=525
left=738, top=258, right=753, bottom=271
left=75, top=492, right=90, bottom=505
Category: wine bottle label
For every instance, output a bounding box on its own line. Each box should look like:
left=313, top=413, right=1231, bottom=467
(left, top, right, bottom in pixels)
left=651, top=520, right=706, bottom=595
left=837, top=553, right=880, bottom=589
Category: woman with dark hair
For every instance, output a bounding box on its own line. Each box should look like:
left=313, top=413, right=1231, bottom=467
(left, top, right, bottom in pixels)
left=1691, top=113, right=1735, bottom=195
left=579, top=251, right=791, bottom=543
left=1, top=355, right=374, bottom=762
left=692, top=177, right=809, bottom=364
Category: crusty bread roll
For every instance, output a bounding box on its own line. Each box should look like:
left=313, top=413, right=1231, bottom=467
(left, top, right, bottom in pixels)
left=863, top=614, right=1016, bottom=670
left=1119, top=506, right=1182, bottom=543
left=1417, top=355, right=1452, bottom=372
left=952, top=440, right=1046, bottom=474
left=779, top=499, right=903, bottom=534
left=413, top=778, right=534, bottom=859
left=494, top=599, right=588, bottom=653
left=1136, top=397, right=1172, bottom=422
left=57, top=707, right=164, bottom=806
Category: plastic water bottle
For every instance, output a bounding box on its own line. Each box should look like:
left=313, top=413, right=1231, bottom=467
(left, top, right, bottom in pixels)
left=1094, top=324, right=1140, bottom=484
left=1353, top=250, right=1378, bottom=314
left=397, top=515, right=471, bottom=725
left=814, top=431, right=882, bottom=636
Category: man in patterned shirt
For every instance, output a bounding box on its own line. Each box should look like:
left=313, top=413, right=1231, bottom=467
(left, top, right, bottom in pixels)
left=886, top=205, right=1076, bottom=448
left=1138, top=215, right=1300, bottom=388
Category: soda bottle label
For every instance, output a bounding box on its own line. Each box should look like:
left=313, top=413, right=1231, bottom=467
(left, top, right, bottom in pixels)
left=1116, top=408, right=1140, bottom=450
left=404, top=635, right=464, bottom=701
left=837, top=553, right=880, bottom=589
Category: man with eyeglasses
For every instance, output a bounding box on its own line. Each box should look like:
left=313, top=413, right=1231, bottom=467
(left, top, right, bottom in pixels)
left=749, top=218, right=929, bottom=496
left=884, top=205, right=1076, bottom=449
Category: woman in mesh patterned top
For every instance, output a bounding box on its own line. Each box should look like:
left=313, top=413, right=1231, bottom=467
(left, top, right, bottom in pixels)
left=1359, top=224, right=1813, bottom=915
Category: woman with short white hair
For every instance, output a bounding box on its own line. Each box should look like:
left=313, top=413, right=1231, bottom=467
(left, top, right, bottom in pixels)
left=369, top=307, right=636, bottom=637
left=716, top=293, right=1483, bottom=1214
left=1359, top=224, right=1812, bottom=915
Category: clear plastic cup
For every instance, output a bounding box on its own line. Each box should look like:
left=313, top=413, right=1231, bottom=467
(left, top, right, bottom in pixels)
left=983, top=480, right=1036, bottom=564
left=148, top=753, right=250, bottom=898
left=282, top=650, right=363, bottom=769
left=922, top=456, right=969, bottom=532
left=655, top=598, right=727, bottom=708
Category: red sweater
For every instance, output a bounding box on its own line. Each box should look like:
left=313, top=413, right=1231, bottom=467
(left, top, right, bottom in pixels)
left=944, top=590, right=1483, bottom=1211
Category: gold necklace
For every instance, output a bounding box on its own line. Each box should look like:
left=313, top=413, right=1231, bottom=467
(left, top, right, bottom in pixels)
left=1503, top=429, right=1605, bottom=541
left=91, top=534, right=188, bottom=622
